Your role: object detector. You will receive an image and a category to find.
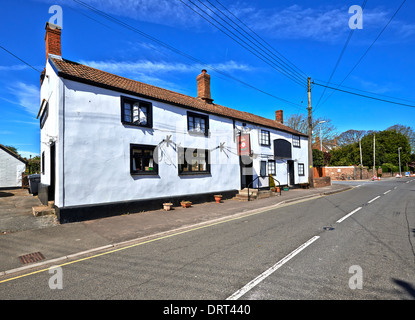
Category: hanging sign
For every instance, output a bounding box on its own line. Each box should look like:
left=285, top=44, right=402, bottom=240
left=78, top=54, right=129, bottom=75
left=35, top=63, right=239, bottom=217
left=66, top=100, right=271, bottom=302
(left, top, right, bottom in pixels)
left=238, top=134, right=251, bottom=156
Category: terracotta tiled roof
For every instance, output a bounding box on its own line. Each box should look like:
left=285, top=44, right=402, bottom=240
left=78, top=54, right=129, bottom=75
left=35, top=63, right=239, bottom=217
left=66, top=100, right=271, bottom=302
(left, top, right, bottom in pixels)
left=49, top=57, right=307, bottom=137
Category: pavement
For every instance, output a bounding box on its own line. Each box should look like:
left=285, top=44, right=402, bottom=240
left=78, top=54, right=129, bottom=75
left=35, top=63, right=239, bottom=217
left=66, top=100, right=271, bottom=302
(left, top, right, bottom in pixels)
left=0, top=183, right=354, bottom=276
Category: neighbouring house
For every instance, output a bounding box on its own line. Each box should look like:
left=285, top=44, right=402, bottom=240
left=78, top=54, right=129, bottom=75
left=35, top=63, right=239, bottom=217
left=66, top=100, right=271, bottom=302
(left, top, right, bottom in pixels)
left=0, top=144, right=27, bottom=189
left=38, top=22, right=309, bottom=223
left=313, top=137, right=338, bottom=153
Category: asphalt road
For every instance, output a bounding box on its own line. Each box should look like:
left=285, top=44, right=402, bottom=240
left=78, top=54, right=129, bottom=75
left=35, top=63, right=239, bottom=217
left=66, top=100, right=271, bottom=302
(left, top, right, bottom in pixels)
left=1, top=178, right=414, bottom=300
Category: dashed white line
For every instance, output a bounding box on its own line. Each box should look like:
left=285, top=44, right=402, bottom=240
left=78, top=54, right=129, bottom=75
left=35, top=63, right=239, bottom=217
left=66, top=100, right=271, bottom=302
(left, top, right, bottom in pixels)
left=368, top=196, right=381, bottom=204
left=336, top=207, right=362, bottom=223
left=383, top=190, right=391, bottom=194
left=226, top=236, right=320, bottom=300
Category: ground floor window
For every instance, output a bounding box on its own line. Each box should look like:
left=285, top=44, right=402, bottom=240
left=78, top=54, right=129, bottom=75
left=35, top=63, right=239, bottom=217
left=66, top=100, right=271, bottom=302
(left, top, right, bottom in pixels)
left=298, top=163, right=305, bottom=176
left=178, top=148, right=210, bottom=174
left=268, top=160, right=276, bottom=175
left=130, top=144, right=158, bottom=175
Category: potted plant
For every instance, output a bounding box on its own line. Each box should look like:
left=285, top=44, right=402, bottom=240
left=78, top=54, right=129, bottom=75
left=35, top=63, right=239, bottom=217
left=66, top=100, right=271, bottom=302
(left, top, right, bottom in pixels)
left=181, top=201, right=192, bottom=208
left=214, top=195, right=223, bottom=203
left=163, top=203, right=173, bottom=211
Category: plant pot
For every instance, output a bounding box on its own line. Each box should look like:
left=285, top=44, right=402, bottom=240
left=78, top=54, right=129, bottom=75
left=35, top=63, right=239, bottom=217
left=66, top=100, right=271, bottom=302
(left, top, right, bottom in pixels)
left=214, top=195, right=222, bottom=203
left=163, top=203, right=173, bottom=211
left=276, top=187, right=280, bottom=193
left=181, top=201, right=192, bottom=208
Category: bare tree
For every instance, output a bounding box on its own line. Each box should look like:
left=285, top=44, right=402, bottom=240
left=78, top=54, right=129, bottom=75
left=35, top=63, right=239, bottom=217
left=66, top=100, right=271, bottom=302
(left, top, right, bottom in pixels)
left=337, top=129, right=367, bottom=146
left=285, top=113, right=338, bottom=142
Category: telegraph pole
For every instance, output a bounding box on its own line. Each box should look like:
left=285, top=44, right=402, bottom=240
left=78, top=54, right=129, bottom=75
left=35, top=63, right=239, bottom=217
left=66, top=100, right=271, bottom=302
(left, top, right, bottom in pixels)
left=373, top=134, right=376, bottom=177
left=308, top=77, right=314, bottom=188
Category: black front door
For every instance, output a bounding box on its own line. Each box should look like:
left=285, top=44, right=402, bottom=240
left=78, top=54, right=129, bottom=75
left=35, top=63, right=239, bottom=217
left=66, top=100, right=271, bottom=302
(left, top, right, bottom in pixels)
left=240, top=155, right=253, bottom=189
left=288, top=160, right=295, bottom=186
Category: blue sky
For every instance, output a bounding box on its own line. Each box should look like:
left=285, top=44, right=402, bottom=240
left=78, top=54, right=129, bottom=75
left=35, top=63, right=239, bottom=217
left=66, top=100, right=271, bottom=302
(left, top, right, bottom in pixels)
left=1, top=0, right=414, bottom=158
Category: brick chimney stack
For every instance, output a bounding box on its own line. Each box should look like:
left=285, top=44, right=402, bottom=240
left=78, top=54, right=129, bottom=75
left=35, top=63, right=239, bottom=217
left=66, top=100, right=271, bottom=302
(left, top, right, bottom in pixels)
left=275, top=110, right=283, bottom=123
left=197, top=69, right=213, bottom=104
left=45, top=22, right=62, bottom=62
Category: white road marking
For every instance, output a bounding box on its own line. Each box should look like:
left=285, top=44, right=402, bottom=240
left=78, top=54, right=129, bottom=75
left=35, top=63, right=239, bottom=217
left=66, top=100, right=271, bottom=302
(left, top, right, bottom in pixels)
left=383, top=190, right=391, bottom=194
left=368, top=196, right=381, bottom=203
left=336, top=207, right=362, bottom=223
left=226, top=236, right=320, bottom=300
left=394, top=186, right=398, bottom=189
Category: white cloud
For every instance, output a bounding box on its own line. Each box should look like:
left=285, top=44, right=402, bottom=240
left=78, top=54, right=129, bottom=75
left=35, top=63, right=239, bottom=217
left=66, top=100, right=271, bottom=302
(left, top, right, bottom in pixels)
left=80, top=59, right=251, bottom=75
left=0, top=65, right=29, bottom=71
left=79, top=59, right=252, bottom=91
left=7, top=82, right=40, bottom=115
left=230, top=4, right=414, bottom=43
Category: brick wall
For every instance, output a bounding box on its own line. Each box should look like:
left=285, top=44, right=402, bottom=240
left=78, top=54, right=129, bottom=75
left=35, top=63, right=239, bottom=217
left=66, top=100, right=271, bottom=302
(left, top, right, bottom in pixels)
left=313, top=177, right=331, bottom=188
left=325, top=166, right=380, bottom=180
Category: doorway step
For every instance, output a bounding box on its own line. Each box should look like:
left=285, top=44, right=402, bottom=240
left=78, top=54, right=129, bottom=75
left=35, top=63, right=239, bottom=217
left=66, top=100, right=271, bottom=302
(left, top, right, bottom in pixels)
left=233, top=188, right=275, bottom=201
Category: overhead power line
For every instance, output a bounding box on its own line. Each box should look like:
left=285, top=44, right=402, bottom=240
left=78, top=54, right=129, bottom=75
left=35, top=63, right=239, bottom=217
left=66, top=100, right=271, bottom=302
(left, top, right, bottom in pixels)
left=71, top=0, right=303, bottom=109
left=179, top=0, right=307, bottom=88
left=214, top=0, right=308, bottom=79
left=205, top=0, right=308, bottom=82
left=0, top=45, right=42, bottom=73
left=314, top=0, right=368, bottom=111
left=313, top=81, right=415, bottom=109
left=317, top=0, right=408, bottom=109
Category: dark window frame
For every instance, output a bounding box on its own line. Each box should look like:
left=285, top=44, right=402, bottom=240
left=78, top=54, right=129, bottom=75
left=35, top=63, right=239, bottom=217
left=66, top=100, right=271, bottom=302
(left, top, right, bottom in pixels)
left=293, top=135, right=300, bottom=148
left=121, top=96, right=153, bottom=128
left=298, top=163, right=305, bottom=176
left=268, top=160, right=276, bottom=175
left=130, top=144, right=158, bottom=175
left=260, top=129, right=271, bottom=146
left=41, top=151, right=45, bottom=175
left=260, top=160, right=267, bottom=177
left=187, top=111, right=209, bottom=136
left=40, top=102, right=49, bottom=129
left=178, top=147, right=211, bottom=175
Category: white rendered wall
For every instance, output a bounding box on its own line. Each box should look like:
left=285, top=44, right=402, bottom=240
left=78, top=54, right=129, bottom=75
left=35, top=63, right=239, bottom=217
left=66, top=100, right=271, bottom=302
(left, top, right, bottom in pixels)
left=235, top=121, right=309, bottom=188
left=0, top=149, right=25, bottom=188
left=39, top=59, right=63, bottom=206
left=61, top=79, right=241, bottom=207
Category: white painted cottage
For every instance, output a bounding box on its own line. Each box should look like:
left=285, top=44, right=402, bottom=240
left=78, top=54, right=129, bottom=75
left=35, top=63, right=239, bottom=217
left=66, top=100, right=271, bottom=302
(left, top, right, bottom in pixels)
left=0, top=144, right=27, bottom=189
left=38, top=23, right=309, bottom=222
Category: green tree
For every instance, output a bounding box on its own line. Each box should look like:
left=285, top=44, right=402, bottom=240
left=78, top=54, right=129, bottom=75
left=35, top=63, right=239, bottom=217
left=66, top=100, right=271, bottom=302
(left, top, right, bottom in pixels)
left=4, top=145, right=19, bottom=155
left=360, top=130, right=410, bottom=167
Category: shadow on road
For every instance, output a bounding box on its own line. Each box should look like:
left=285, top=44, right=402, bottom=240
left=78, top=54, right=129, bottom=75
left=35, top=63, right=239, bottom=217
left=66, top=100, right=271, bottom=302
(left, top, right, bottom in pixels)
left=0, top=191, right=14, bottom=198
left=393, top=279, right=415, bottom=299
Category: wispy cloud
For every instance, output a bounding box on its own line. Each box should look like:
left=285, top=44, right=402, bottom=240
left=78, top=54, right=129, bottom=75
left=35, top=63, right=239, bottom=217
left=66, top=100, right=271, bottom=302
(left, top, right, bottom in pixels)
left=0, top=65, right=29, bottom=71
left=80, top=59, right=252, bottom=91
left=7, top=82, right=40, bottom=115
left=81, top=59, right=251, bottom=75
left=230, top=4, right=414, bottom=43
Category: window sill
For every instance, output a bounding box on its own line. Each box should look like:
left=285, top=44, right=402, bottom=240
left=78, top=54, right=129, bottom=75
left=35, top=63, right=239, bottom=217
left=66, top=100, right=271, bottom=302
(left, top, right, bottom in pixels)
left=122, top=122, right=152, bottom=129
left=131, top=172, right=159, bottom=176
left=178, top=172, right=211, bottom=176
